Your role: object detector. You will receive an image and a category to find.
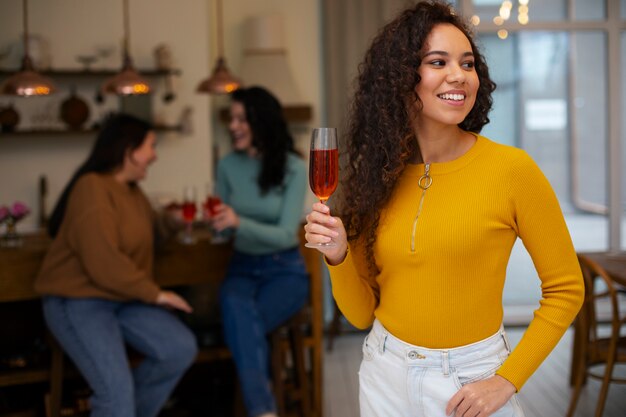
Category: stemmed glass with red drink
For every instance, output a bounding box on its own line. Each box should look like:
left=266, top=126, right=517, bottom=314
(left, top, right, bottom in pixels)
left=305, top=127, right=339, bottom=248
left=204, top=195, right=221, bottom=217
left=180, top=186, right=197, bottom=244
left=203, top=183, right=228, bottom=244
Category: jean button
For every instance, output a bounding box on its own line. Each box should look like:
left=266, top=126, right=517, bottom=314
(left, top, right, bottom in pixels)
left=408, top=351, right=417, bottom=359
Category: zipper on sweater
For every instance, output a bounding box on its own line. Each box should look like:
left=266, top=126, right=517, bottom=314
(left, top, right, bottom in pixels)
left=410, top=163, right=432, bottom=252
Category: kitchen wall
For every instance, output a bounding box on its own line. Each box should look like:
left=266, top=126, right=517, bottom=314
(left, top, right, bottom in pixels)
left=0, top=0, right=322, bottom=231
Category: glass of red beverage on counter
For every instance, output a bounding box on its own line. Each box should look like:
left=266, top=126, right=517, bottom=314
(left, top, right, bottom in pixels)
left=180, top=186, right=197, bottom=244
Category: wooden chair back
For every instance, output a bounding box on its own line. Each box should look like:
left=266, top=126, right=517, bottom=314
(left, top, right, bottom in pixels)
left=567, top=254, right=626, bottom=417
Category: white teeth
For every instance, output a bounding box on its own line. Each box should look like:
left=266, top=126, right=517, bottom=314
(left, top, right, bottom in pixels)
left=439, top=93, right=465, bottom=101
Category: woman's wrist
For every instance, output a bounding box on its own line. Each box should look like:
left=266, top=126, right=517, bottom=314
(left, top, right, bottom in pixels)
left=326, top=246, right=348, bottom=266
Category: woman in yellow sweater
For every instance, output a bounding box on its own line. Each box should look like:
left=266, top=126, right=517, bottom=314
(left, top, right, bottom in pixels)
left=305, top=2, right=584, bottom=416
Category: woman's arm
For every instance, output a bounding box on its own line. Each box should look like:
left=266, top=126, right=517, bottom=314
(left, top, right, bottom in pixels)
left=220, top=157, right=309, bottom=249
left=496, top=151, right=584, bottom=390
left=305, top=202, right=379, bottom=329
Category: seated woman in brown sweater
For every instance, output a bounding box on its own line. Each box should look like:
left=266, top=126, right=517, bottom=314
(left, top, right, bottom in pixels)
left=35, top=114, right=197, bottom=417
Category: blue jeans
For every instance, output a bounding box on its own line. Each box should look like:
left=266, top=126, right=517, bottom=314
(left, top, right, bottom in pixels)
left=42, top=296, right=198, bottom=417
left=359, top=319, right=526, bottom=417
left=219, top=248, right=309, bottom=417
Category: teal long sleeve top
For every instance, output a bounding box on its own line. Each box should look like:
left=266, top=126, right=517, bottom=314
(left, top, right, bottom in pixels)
left=216, top=152, right=307, bottom=255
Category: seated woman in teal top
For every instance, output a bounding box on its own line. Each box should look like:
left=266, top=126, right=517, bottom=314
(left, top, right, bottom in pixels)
left=211, top=86, right=308, bottom=417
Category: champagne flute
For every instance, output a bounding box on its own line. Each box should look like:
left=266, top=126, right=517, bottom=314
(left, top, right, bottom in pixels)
left=305, top=127, right=339, bottom=248
left=203, top=183, right=228, bottom=244
left=180, top=186, right=197, bottom=245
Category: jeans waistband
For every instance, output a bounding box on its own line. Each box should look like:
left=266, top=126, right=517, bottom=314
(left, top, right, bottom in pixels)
left=368, top=319, right=510, bottom=370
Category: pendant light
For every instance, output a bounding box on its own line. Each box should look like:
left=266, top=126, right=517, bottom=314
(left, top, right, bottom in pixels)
left=197, top=0, right=241, bottom=94
left=101, top=0, right=150, bottom=95
left=1, top=0, right=56, bottom=97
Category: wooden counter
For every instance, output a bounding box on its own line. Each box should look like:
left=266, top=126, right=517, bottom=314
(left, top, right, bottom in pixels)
left=0, top=231, right=233, bottom=303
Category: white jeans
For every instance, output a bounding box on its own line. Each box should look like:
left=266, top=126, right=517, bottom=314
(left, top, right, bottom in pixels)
left=359, top=320, right=526, bottom=417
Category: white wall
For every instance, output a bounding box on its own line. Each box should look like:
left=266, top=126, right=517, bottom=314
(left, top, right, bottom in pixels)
left=0, top=0, right=321, bottom=231
left=214, top=0, right=322, bottom=185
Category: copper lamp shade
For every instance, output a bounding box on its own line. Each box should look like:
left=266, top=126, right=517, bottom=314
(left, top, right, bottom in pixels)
left=197, top=0, right=241, bottom=95
left=101, top=56, right=150, bottom=95
left=196, top=57, right=241, bottom=94
left=1, top=56, right=56, bottom=96
left=1, top=0, right=56, bottom=97
left=101, top=0, right=150, bottom=96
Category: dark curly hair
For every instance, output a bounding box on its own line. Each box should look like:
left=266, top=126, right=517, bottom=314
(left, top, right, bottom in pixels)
left=340, top=0, right=496, bottom=276
left=231, top=86, right=299, bottom=194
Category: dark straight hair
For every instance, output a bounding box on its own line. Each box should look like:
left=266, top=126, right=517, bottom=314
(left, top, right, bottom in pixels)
left=47, top=113, right=153, bottom=237
left=230, top=86, right=298, bottom=194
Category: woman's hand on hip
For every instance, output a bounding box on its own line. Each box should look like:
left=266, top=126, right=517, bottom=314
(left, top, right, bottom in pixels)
left=446, top=374, right=516, bottom=417
left=304, top=202, right=347, bottom=265
left=156, top=290, right=193, bottom=313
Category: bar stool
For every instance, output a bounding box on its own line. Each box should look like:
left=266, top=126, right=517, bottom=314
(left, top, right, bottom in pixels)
left=269, top=232, right=324, bottom=417
left=270, top=305, right=312, bottom=417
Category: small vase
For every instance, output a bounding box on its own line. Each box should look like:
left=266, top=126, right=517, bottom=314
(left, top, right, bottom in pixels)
left=1, top=219, right=22, bottom=248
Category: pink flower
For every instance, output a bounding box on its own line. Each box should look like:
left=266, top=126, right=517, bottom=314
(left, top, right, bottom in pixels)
left=0, top=201, right=30, bottom=224
left=0, top=206, right=8, bottom=223
left=10, top=201, right=30, bottom=220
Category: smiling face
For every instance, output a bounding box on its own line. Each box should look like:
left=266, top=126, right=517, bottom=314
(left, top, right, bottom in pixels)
left=123, top=131, right=157, bottom=182
left=228, top=101, right=254, bottom=153
left=414, top=23, right=479, bottom=130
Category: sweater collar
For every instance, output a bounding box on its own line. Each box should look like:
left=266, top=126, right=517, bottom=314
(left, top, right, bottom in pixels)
left=404, top=133, right=487, bottom=176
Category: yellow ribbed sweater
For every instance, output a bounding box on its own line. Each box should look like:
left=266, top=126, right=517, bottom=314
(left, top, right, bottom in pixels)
left=328, top=135, right=584, bottom=390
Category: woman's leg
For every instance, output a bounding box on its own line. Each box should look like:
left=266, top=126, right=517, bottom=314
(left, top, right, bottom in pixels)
left=256, top=249, right=309, bottom=332
left=220, top=261, right=276, bottom=417
left=220, top=250, right=309, bottom=417
left=117, top=302, right=198, bottom=417
left=42, top=296, right=135, bottom=417
left=257, top=252, right=310, bottom=334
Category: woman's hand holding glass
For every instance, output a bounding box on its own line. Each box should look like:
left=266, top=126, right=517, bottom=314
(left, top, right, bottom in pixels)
left=203, top=184, right=230, bottom=244
left=304, top=202, right=348, bottom=265
left=202, top=199, right=235, bottom=244
left=209, top=203, right=239, bottom=231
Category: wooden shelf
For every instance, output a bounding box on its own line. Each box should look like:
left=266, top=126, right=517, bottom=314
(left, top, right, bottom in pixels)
left=219, top=104, right=312, bottom=124
left=0, top=367, right=49, bottom=387
left=0, top=68, right=181, bottom=78
left=0, top=68, right=183, bottom=138
left=0, top=125, right=183, bottom=137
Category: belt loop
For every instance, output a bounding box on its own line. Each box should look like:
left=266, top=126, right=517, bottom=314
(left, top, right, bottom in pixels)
left=442, top=351, right=450, bottom=376
left=501, top=331, right=511, bottom=353
left=379, top=330, right=388, bottom=354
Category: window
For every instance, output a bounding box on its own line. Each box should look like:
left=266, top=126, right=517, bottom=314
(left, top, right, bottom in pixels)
left=462, top=0, right=618, bottom=316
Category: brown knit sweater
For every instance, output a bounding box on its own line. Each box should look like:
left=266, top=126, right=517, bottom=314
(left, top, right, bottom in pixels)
left=34, top=173, right=161, bottom=303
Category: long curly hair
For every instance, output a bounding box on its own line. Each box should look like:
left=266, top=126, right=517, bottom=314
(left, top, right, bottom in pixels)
left=231, top=86, right=298, bottom=194
left=340, top=0, right=496, bottom=276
